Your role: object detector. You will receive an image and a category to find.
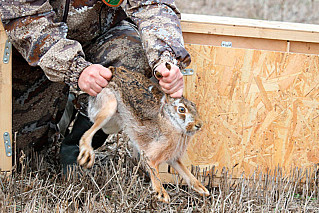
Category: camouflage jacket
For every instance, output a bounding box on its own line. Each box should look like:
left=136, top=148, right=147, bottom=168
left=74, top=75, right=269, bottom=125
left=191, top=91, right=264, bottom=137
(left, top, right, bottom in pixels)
left=0, top=0, right=191, bottom=90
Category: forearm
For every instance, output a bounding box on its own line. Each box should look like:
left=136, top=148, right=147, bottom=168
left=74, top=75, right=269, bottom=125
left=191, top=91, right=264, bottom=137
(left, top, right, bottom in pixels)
left=0, top=0, right=91, bottom=90
left=125, top=0, right=191, bottom=70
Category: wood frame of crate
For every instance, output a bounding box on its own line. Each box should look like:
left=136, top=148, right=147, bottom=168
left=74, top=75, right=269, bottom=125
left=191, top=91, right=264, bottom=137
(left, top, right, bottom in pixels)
left=181, top=14, right=319, bottom=54
left=0, top=23, right=12, bottom=173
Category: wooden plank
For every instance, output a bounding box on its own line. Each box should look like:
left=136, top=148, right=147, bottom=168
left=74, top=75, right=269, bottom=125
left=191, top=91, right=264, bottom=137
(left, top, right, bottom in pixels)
left=182, top=32, right=288, bottom=52
left=289, top=41, right=319, bottom=55
left=161, top=44, right=319, bottom=182
left=0, top=23, right=12, bottom=173
left=181, top=14, right=319, bottom=43
left=182, top=32, right=319, bottom=55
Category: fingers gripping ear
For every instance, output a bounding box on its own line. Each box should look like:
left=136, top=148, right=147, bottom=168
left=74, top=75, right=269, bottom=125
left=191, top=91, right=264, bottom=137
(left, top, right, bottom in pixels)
left=108, top=66, right=116, bottom=74
left=154, top=62, right=172, bottom=80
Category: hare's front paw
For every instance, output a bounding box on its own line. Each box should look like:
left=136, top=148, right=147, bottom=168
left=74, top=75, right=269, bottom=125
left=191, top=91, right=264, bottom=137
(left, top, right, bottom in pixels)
left=192, top=180, right=210, bottom=196
left=77, top=142, right=95, bottom=168
left=154, top=187, right=170, bottom=203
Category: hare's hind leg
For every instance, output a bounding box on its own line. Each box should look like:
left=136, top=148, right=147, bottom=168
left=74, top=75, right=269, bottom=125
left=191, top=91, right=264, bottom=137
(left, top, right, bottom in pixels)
left=170, top=159, right=209, bottom=196
left=147, top=160, right=170, bottom=203
left=78, top=93, right=117, bottom=168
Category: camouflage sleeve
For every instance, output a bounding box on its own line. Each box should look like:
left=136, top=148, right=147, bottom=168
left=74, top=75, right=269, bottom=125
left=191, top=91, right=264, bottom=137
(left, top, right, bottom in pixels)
left=0, top=0, right=91, bottom=90
left=125, top=0, right=191, bottom=70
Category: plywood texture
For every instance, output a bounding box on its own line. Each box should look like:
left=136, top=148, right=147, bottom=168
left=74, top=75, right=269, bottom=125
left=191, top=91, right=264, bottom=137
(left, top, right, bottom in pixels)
left=182, top=44, right=319, bottom=178
left=0, top=23, right=12, bottom=172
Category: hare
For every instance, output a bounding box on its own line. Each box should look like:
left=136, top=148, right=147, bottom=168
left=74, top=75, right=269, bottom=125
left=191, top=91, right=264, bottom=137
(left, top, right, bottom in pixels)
left=77, top=63, right=209, bottom=202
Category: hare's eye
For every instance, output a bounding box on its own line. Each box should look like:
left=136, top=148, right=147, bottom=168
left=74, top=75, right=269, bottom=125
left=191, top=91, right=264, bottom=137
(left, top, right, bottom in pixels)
left=178, top=106, right=186, bottom=113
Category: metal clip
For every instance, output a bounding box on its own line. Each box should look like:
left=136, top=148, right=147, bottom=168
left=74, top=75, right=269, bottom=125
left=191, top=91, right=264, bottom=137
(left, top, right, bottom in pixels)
left=221, top=41, right=232, bottom=48
left=3, top=39, right=11, bottom=64
left=3, top=132, right=12, bottom=157
left=181, top=69, right=194, bottom=76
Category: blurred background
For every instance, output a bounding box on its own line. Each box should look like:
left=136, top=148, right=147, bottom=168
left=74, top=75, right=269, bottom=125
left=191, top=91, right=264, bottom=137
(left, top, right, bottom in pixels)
left=175, top=0, right=319, bottom=24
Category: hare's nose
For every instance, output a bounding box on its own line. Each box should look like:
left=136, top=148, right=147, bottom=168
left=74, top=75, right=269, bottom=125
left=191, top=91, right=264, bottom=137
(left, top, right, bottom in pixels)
left=195, top=121, right=203, bottom=130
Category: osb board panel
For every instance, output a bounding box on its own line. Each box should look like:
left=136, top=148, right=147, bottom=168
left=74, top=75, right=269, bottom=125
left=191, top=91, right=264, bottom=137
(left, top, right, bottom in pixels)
left=179, top=44, right=319, bottom=178
left=0, top=23, right=12, bottom=172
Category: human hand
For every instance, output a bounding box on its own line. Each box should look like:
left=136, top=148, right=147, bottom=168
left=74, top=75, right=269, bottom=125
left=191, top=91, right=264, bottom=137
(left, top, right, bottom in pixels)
left=78, top=64, right=112, bottom=96
left=154, top=62, right=184, bottom=98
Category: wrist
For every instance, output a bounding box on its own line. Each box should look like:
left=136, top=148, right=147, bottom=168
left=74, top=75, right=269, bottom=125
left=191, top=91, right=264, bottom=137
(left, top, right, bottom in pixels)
left=152, top=51, right=178, bottom=76
left=66, top=56, right=92, bottom=91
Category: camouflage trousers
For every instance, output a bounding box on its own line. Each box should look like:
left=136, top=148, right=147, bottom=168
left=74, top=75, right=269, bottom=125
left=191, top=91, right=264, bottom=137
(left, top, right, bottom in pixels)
left=13, top=20, right=152, bottom=153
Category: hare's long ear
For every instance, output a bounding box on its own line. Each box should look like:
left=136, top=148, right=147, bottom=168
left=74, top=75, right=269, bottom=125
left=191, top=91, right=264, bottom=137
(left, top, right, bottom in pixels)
left=166, top=94, right=174, bottom=104
left=108, top=66, right=116, bottom=74
left=161, top=93, right=173, bottom=105
left=160, top=94, right=168, bottom=105
left=160, top=94, right=171, bottom=115
left=159, top=94, right=166, bottom=116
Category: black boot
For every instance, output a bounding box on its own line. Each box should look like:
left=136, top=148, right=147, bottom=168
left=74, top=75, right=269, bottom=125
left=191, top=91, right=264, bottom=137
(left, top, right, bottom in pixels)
left=60, top=113, right=109, bottom=173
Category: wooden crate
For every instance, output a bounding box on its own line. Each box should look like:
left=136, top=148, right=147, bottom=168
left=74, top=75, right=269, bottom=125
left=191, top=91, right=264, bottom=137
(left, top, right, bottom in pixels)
left=0, top=23, right=12, bottom=173
left=160, top=14, right=319, bottom=181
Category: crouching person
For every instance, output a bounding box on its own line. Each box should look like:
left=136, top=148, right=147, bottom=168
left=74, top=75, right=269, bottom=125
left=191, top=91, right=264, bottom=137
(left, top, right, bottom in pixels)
left=0, top=0, right=190, bottom=172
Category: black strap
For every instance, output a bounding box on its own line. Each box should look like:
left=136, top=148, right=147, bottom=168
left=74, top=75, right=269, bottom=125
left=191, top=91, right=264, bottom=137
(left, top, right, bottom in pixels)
left=62, top=0, right=71, bottom=23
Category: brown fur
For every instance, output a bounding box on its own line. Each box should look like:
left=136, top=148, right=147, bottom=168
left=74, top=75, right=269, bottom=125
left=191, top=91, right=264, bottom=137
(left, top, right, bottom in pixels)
left=77, top=66, right=209, bottom=202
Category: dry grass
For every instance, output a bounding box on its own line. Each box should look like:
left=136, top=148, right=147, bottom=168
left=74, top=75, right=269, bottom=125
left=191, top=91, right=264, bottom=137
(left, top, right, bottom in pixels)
left=1, top=134, right=319, bottom=212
